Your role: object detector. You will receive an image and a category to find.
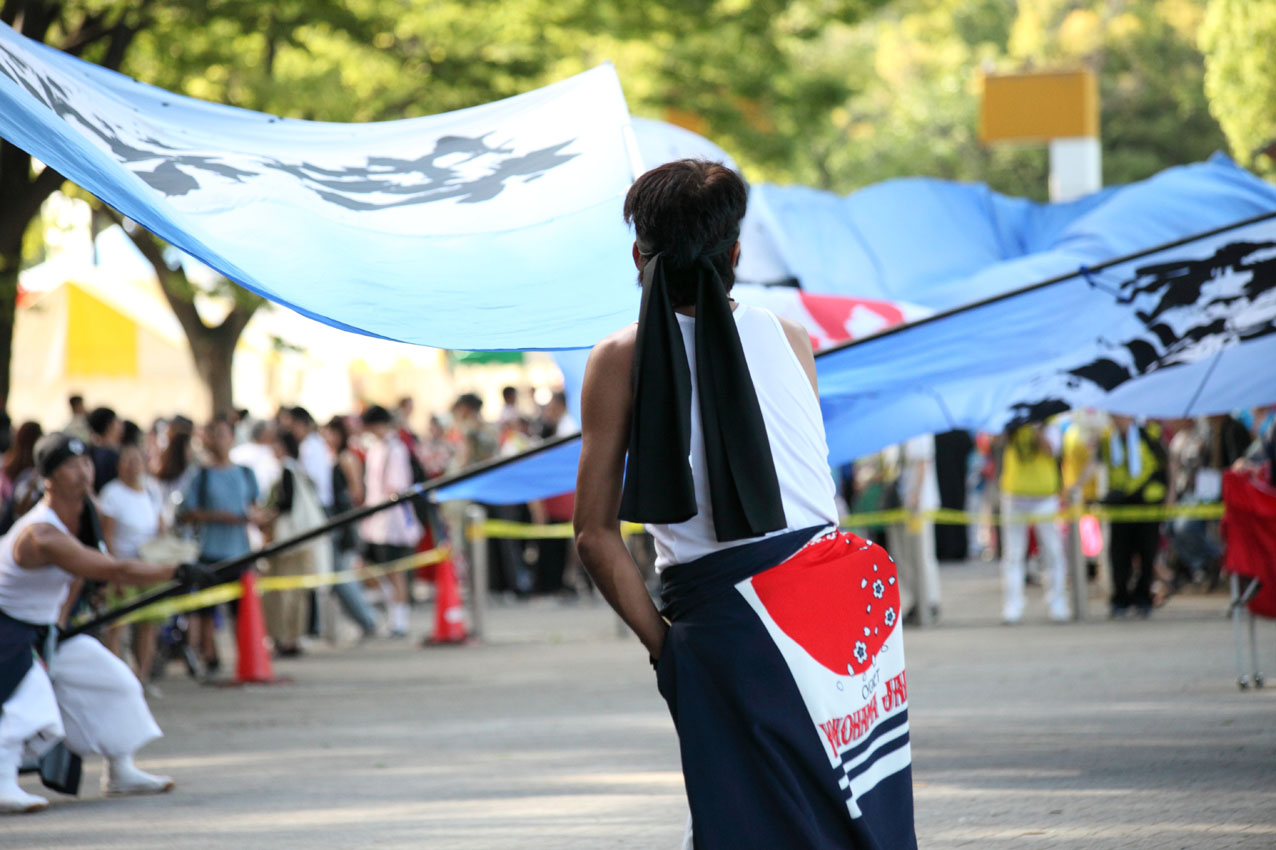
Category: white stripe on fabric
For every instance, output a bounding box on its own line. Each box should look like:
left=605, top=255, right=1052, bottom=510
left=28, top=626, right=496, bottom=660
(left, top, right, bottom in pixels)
left=846, top=744, right=913, bottom=819
left=842, top=721, right=910, bottom=775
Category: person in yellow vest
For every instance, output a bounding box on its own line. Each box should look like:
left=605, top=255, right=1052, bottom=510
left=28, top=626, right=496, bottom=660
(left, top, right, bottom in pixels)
left=999, top=423, right=1068, bottom=624
left=1098, top=415, right=1168, bottom=617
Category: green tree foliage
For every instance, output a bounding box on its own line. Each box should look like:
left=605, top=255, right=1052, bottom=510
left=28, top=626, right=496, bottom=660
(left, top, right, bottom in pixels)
left=1201, top=0, right=1276, bottom=176
left=792, top=0, right=1229, bottom=198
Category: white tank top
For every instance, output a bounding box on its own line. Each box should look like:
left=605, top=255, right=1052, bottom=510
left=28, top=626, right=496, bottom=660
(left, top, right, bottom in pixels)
left=0, top=503, right=76, bottom=624
left=649, top=303, right=838, bottom=570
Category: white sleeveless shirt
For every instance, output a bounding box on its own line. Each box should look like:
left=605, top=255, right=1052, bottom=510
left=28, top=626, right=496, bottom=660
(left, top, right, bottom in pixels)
left=648, top=304, right=838, bottom=570
left=0, top=503, right=76, bottom=624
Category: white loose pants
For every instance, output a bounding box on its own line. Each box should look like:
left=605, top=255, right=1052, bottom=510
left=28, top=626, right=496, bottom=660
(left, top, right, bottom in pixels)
left=0, top=635, right=161, bottom=763
left=1000, top=495, right=1069, bottom=622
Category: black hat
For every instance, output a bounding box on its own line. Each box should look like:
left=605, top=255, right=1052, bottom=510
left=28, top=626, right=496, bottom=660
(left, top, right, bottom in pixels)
left=34, top=433, right=88, bottom=478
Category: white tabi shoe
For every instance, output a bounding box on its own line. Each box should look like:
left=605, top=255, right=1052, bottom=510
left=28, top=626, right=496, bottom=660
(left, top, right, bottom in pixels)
left=0, top=748, right=49, bottom=814
left=102, top=755, right=174, bottom=797
left=0, top=779, right=49, bottom=814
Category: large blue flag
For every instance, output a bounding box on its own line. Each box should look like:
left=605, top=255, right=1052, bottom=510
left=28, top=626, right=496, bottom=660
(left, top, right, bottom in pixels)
left=744, top=155, right=1276, bottom=309
left=0, top=23, right=638, bottom=350
left=437, top=213, right=1276, bottom=503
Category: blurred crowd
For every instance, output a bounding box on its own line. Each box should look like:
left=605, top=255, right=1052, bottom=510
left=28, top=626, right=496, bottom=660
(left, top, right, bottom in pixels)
left=840, top=406, right=1275, bottom=625
left=2, top=388, right=1271, bottom=685
left=0, top=387, right=580, bottom=688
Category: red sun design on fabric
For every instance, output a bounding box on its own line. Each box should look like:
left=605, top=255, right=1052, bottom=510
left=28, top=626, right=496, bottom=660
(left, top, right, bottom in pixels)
left=750, top=532, right=900, bottom=676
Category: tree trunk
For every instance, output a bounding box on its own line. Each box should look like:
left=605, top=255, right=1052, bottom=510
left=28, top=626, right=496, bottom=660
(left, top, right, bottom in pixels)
left=190, top=325, right=239, bottom=420
left=0, top=137, right=65, bottom=417
left=0, top=240, right=20, bottom=412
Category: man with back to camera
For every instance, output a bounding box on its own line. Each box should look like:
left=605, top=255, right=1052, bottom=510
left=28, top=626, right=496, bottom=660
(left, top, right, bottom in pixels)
left=573, top=160, right=917, bottom=849
left=0, top=433, right=213, bottom=813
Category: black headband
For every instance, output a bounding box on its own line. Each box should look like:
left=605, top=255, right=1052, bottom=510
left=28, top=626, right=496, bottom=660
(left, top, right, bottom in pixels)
left=37, top=436, right=87, bottom=478
left=618, top=235, right=785, bottom=542
left=635, top=231, right=738, bottom=262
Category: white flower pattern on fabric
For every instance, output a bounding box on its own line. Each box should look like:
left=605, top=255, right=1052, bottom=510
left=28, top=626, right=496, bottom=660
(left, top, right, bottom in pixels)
left=852, top=641, right=868, bottom=664
left=872, top=579, right=885, bottom=599
left=884, top=606, right=897, bottom=627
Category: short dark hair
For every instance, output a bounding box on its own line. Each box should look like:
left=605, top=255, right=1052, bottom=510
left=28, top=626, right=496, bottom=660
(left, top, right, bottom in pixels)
left=276, top=429, right=300, bottom=459
left=623, top=159, right=747, bottom=307
left=502, top=386, right=517, bottom=402
left=290, top=406, right=314, bottom=426
left=121, top=420, right=143, bottom=448
left=87, top=406, right=117, bottom=437
left=362, top=405, right=392, bottom=426
left=454, top=392, right=483, bottom=413
left=69, top=395, right=84, bottom=409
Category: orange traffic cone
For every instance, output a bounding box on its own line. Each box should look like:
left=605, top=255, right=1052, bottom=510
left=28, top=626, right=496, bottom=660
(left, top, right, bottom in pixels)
left=415, top=525, right=439, bottom=584
left=425, top=558, right=468, bottom=645
left=226, top=570, right=289, bottom=685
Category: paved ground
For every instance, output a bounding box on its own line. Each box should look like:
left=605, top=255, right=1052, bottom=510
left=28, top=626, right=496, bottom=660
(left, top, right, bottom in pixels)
left=8, top=561, right=1276, bottom=849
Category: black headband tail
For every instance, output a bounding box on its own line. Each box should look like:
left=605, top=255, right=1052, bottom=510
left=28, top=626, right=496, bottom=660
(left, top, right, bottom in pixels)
left=618, top=244, right=786, bottom=541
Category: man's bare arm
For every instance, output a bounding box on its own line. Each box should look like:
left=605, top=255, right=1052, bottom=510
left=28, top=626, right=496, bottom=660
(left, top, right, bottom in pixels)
left=573, top=327, right=668, bottom=659
left=777, top=317, right=819, bottom=397
left=14, top=523, right=177, bottom=585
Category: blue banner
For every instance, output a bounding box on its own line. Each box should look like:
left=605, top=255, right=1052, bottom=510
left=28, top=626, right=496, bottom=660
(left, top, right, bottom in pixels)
left=745, top=154, right=1276, bottom=309
left=0, top=23, right=638, bottom=350
left=441, top=213, right=1276, bottom=504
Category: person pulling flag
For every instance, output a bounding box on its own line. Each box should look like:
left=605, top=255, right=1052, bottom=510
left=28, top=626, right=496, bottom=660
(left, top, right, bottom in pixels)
left=0, top=433, right=213, bottom=813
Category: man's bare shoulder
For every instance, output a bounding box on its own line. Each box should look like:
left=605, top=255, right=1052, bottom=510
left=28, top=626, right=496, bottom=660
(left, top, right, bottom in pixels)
left=776, top=316, right=814, bottom=354
left=14, top=522, right=70, bottom=567
left=589, top=323, right=638, bottom=371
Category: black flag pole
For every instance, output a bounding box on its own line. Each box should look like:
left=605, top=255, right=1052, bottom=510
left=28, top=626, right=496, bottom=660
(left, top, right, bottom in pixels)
left=63, top=432, right=580, bottom=638
left=73, top=210, right=1276, bottom=639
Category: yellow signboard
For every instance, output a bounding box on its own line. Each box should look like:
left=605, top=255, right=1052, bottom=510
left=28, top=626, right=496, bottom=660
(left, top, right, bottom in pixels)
left=66, top=285, right=138, bottom=377
left=980, top=70, right=1099, bottom=143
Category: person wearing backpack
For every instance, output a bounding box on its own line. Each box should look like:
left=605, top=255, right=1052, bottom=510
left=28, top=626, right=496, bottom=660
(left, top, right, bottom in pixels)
left=179, top=418, right=263, bottom=674
left=1099, top=415, right=1169, bottom=618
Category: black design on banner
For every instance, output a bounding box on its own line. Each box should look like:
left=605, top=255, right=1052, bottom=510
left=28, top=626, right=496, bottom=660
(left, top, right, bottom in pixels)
left=0, top=40, right=578, bottom=210
left=1007, top=240, right=1276, bottom=424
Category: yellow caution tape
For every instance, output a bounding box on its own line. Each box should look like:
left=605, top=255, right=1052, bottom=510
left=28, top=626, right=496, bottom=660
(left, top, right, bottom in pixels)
left=847, top=502, right=1223, bottom=526
left=109, top=546, right=451, bottom=626
left=466, top=520, right=644, bottom=541
left=470, top=502, right=1225, bottom=539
